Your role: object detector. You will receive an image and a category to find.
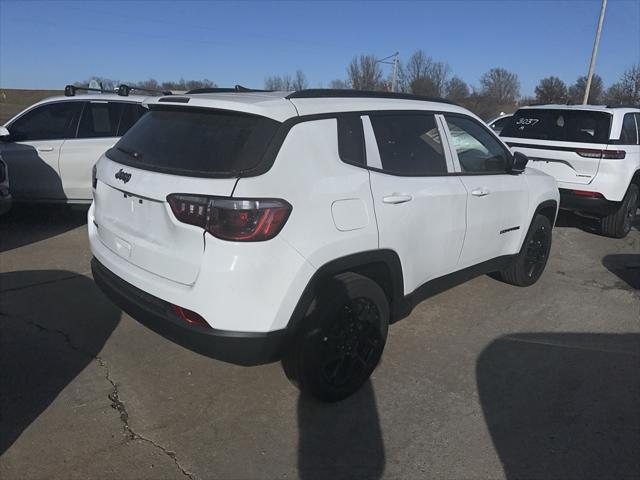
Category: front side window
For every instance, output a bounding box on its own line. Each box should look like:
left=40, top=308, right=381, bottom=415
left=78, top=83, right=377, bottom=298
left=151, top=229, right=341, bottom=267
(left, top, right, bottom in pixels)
left=9, top=102, right=83, bottom=141
left=370, top=113, right=447, bottom=175
left=78, top=102, right=123, bottom=138
left=489, top=116, right=512, bottom=134
left=620, top=113, right=638, bottom=145
left=445, top=115, right=510, bottom=174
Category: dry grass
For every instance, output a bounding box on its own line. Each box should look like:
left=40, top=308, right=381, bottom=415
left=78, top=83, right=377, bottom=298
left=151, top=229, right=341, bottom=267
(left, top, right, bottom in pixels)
left=0, top=89, right=63, bottom=124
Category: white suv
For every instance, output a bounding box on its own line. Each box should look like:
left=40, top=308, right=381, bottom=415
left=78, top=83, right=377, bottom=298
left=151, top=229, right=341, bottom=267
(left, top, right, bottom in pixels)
left=0, top=86, right=148, bottom=203
left=501, top=105, right=640, bottom=238
left=89, top=90, right=559, bottom=401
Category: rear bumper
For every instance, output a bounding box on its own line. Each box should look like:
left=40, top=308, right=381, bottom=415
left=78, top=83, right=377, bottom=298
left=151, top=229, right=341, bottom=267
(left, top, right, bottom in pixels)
left=91, top=258, right=289, bottom=366
left=559, top=189, right=621, bottom=216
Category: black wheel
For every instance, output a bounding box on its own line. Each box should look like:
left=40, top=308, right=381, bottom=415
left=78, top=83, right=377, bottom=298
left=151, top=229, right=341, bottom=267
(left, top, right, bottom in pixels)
left=282, top=272, right=389, bottom=402
left=601, top=184, right=639, bottom=239
left=495, top=214, right=552, bottom=287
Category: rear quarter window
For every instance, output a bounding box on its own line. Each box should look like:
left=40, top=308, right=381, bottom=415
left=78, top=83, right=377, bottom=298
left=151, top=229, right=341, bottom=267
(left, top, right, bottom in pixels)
left=501, top=109, right=612, bottom=144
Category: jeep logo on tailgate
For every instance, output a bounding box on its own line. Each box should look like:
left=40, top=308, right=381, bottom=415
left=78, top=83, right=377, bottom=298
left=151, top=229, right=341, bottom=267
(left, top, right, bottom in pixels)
left=115, top=169, right=132, bottom=183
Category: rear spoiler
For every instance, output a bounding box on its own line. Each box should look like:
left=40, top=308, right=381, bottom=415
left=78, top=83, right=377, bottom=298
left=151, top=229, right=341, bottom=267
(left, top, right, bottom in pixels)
left=64, top=84, right=172, bottom=97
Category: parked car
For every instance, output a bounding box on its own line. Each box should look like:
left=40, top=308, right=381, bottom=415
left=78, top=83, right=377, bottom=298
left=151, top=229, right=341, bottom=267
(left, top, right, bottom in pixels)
left=487, top=113, right=513, bottom=135
left=0, top=128, right=11, bottom=215
left=501, top=105, right=640, bottom=238
left=0, top=88, right=148, bottom=204
left=89, top=89, right=559, bottom=402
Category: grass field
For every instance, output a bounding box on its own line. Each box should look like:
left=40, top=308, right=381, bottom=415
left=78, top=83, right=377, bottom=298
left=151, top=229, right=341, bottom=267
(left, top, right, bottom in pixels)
left=0, top=89, right=63, bottom=124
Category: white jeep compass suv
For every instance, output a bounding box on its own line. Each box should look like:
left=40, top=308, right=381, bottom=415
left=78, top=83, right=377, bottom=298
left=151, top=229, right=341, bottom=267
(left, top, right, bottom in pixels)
left=89, top=89, right=559, bottom=401
left=501, top=105, right=640, bottom=238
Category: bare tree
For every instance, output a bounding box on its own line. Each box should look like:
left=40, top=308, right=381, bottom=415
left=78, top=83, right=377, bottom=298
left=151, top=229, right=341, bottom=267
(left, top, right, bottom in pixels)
left=402, top=50, right=450, bottom=96
left=405, top=50, right=432, bottom=86
left=429, top=62, right=450, bottom=97
left=480, top=68, right=520, bottom=104
left=605, top=64, right=640, bottom=105
left=264, top=75, right=293, bottom=90
left=292, top=70, right=308, bottom=91
left=411, top=76, right=439, bottom=97
left=568, top=74, right=604, bottom=104
left=534, top=76, right=568, bottom=104
left=330, top=79, right=348, bottom=89
left=347, top=55, right=383, bottom=90
left=446, top=76, right=469, bottom=102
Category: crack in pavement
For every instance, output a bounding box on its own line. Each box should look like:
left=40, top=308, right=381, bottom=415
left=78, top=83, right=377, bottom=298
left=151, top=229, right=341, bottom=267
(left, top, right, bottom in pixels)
left=0, top=272, right=88, bottom=294
left=0, top=310, right=198, bottom=480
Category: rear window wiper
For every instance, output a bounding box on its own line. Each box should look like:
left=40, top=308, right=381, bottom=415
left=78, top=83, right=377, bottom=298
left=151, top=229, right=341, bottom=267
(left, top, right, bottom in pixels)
left=116, top=146, right=142, bottom=160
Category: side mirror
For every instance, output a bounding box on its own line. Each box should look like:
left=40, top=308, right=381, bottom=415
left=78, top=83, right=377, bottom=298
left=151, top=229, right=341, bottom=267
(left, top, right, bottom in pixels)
left=0, top=126, right=10, bottom=139
left=510, top=151, right=529, bottom=174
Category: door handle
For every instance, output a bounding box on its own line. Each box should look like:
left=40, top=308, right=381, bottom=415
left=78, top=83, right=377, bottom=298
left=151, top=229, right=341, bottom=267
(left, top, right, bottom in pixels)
left=383, top=194, right=413, bottom=204
left=471, top=188, right=490, bottom=197
left=37, top=147, right=54, bottom=152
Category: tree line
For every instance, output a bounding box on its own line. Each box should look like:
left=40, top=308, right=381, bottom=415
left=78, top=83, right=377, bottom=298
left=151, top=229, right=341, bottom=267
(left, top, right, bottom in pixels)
left=76, top=56, right=639, bottom=120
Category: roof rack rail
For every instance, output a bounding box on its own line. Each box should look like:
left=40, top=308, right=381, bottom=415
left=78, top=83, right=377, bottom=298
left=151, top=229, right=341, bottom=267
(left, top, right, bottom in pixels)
left=116, top=84, right=172, bottom=97
left=606, top=104, right=640, bottom=109
left=186, top=85, right=272, bottom=94
left=285, top=89, right=459, bottom=105
left=65, top=84, right=172, bottom=97
left=64, top=84, right=109, bottom=97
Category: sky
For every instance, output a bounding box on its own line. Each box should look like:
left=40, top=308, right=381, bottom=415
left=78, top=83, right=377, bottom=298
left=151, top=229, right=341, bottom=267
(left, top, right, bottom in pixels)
left=0, top=0, right=639, bottom=96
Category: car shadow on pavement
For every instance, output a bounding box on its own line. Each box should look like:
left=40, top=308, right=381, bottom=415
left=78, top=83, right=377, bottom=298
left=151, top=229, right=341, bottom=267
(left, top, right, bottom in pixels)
left=602, top=254, right=640, bottom=289
left=297, top=381, right=385, bottom=480
left=477, top=333, right=640, bottom=480
left=554, top=210, right=601, bottom=235
left=0, top=269, right=120, bottom=455
left=0, top=204, right=87, bottom=253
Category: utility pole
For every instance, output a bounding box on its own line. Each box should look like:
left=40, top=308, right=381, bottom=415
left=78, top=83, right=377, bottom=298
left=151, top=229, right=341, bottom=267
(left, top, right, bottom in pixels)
left=583, top=0, right=607, bottom=104
left=391, top=52, right=399, bottom=93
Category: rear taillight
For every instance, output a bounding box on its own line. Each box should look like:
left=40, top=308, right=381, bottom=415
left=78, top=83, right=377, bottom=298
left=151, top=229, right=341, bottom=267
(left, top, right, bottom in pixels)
left=576, top=149, right=626, bottom=159
left=167, top=194, right=292, bottom=242
left=172, top=305, right=211, bottom=328
left=572, top=190, right=603, bottom=198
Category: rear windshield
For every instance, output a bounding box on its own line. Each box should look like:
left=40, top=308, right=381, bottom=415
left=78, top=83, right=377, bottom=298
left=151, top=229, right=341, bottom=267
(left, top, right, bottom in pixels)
left=501, top=109, right=612, bottom=143
left=107, top=107, right=280, bottom=176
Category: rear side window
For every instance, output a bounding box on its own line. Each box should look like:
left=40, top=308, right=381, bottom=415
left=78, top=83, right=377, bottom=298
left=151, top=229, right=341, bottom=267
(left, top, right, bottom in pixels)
left=78, top=102, right=122, bottom=138
left=501, top=109, right=612, bottom=143
left=370, top=113, right=447, bottom=175
left=337, top=116, right=365, bottom=165
left=118, top=104, right=147, bottom=136
left=445, top=115, right=511, bottom=174
left=108, top=108, right=281, bottom=176
left=620, top=113, right=638, bottom=145
left=9, top=101, right=83, bottom=141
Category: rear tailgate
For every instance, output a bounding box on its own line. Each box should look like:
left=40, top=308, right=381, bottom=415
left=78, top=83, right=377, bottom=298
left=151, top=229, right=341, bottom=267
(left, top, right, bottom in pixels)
left=503, top=139, right=606, bottom=185
left=92, top=104, right=283, bottom=285
left=501, top=108, right=613, bottom=185
left=94, top=159, right=236, bottom=285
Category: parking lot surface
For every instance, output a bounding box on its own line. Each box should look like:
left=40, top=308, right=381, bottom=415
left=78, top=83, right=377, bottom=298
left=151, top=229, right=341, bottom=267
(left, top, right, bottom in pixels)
left=1, top=206, right=639, bottom=480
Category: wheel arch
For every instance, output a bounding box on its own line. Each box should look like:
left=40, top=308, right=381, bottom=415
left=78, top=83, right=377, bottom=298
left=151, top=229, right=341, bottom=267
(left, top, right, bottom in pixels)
left=533, top=199, right=559, bottom=227
left=286, top=249, right=405, bottom=332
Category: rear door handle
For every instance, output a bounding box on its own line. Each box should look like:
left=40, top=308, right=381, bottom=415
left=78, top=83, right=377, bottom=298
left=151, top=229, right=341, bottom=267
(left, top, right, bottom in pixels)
left=471, top=188, right=490, bottom=197
left=383, top=194, right=413, bottom=204
left=37, top=147, right=54, bottom=152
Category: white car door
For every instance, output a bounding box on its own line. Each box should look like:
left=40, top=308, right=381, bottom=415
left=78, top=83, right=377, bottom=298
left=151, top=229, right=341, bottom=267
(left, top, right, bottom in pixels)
left=442, top=114, right=529, bottom=268
left=364, top=113, right=468, bottom=294
left=0, top=101, right=83, bottom=201
left=59, top=101, right=144, bottom=201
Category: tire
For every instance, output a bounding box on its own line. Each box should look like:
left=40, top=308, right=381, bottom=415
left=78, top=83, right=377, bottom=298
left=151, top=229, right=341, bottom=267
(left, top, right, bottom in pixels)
left=600, top=184, right=639, bottom=239
left=282, top=272, right=389, bottom=402
left=495, top=214, right=552, bottom=287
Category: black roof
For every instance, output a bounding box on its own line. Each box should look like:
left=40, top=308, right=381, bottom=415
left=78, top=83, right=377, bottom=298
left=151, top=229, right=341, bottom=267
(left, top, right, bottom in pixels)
left=186, top=85, right=272, bottom=94
left=286, top=89, right=458, bottom=105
